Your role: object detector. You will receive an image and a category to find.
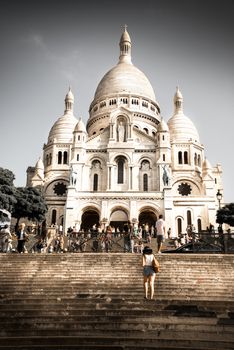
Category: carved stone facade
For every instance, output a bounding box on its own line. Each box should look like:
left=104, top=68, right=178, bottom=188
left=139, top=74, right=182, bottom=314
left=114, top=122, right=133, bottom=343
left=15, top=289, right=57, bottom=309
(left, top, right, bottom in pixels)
left=28, top=28, right=223, bottom=235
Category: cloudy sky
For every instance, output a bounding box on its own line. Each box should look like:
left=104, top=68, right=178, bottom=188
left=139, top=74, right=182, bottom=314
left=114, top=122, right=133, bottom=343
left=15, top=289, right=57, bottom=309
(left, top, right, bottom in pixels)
left=0, top=0, right=233, bottom=202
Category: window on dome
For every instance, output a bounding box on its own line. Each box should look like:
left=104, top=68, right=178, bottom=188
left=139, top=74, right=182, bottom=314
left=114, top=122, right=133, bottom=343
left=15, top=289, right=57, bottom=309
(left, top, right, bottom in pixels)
left=178, top=151, right=183, bottom=164
left=78, top=135, right=80, bottom=141
left=93, top=174, right=98, bottom=191
left=184, top=151, right=188, bottom=164
left=162, top=135, right=165, bottom=141
left=92, top=131, right=96, bottom=135
left=143, top=128, right=148, bottom=134
left=143, top=174, right=148, bottom=191
left=100, top=128, right=104, bottom=132
left=58, top=151, right=62, bottom=164
left=152, top=131, right=156, bottom=137
left=63, top=151, right=68, bottom=164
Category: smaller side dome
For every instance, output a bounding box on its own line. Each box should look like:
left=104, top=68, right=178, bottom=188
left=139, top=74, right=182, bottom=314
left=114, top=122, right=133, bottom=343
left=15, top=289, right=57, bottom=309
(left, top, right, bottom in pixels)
left=74, top=118, right=86, bottom=133
left=202, top=158, right=212, bottom=171
left=35, top=157, right=44, bottom=171
left=168, top=87, right=200, bottom=143
left=157, top=118, right=169, bottom=132
left=34, top=157, right=44, bottom=179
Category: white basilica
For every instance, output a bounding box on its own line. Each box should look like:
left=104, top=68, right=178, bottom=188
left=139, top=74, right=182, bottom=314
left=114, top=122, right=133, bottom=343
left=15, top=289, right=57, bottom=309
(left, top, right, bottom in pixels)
left=27, top=28, right=223, bottom=235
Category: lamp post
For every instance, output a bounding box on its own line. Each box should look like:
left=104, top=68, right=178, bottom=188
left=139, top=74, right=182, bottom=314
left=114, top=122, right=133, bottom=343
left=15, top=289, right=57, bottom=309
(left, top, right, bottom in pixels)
left=216, top=189, right=222, bottom=209
left=216, top=189, right=223, bottom=234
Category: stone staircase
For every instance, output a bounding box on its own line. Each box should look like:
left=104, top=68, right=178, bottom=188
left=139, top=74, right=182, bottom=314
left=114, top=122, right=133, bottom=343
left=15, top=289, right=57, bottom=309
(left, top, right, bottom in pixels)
left=0, top=253, right=233, bottom=349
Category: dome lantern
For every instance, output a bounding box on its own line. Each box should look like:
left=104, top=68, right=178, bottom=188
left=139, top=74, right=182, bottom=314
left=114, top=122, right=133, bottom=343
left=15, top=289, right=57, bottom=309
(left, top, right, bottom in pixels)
left=174, top=86, right=183, bottom=114
left=64, top=86, right=74, bottom=115
left=119, top=24, right=132, bottom=64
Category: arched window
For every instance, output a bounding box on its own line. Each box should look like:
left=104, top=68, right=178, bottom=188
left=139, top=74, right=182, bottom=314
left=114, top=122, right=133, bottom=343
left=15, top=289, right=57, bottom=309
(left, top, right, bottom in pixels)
left=178, top=151, right=183, bottom=164
left=117, top=158, right=124, bottom=184
left=162, top=135, right=165, bottom=141
left=143, top=128, right=148, bottom=134
left=63, top=151, right=68, bottom=164
left=152, top=131, right=156, bottom=137
left=46, top=154, right=49, bottom=166
left=58, top=151, right=62, bottom=164
left=143, top=174, right=148, bottom=191
left=198, top=154, right=201, bottom=167
left=163, top=154, right=165, bottom=161
left=187, top=210, right=192, bottom=227
left=197, top=218, right=202, bottom=232
left=51, top=209, right=57, bottom=225
left=78, top=135, right=80, bottom=141
left=49, top=154, right=52, bottom=165
left=177, top=218, right=182, bottom=235
left=77, top=154, right=79, bottom=161
left=184, top=151, right=188, bottom=164
left=194, top=153, right=197, bottom=166
left=93, top=174, right=98, bottom=191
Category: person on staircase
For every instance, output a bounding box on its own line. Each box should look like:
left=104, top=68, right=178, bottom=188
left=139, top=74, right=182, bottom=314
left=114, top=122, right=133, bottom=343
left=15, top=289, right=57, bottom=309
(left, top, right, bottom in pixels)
left=142, top=246, right=159, bottom=300
left=155, top=214, right=166, bottom=253
left=16, top=223, right=28, bottom=253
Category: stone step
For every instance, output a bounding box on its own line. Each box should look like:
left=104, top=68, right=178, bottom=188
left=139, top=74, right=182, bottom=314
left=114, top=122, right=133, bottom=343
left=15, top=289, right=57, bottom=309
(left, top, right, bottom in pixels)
left=0, top=254, right=233, bottom=350
left=0, top=335, right=233, bottom=349
left=1, top=329, right=234, bottom=341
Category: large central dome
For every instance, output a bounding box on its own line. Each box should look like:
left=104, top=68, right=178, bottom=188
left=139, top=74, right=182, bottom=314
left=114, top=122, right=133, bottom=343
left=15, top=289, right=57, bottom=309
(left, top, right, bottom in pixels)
left=94, top=62, right=156, bottom=102
left=91, top=28, right=157, bottom=104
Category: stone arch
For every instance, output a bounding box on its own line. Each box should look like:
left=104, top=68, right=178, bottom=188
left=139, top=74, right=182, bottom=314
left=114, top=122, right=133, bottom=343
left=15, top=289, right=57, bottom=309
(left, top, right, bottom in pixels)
left=110, top=152, right=131, bottom=164
left=138, top=206, right=158, bottom=230
left=87, top=155, right=106, bottom=167
left=110, top=111, right=131, bottom=125
left=109, top=206, right=129, bottom=232
left=139, top=158, right=153, bottom=191
left=172, top=178, right=202, bottom=196
left=80, top=206, right=100, bottom=231
left=44, top=178, right=69, bottom=196
left=88, top=157, right=105, bottom=191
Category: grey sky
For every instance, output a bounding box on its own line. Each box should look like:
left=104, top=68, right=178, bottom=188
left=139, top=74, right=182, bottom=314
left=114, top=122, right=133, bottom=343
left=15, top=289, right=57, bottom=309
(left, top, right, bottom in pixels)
left=0, top=0, right=233, bottom=202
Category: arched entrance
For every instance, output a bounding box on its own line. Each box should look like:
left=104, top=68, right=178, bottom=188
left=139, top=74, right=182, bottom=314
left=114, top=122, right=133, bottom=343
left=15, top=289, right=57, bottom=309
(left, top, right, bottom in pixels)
left=110, top=209, right=129, bottom=232
left=81, top=210, right=100, bottom=231
left=138, top=210, right=157, bottom=229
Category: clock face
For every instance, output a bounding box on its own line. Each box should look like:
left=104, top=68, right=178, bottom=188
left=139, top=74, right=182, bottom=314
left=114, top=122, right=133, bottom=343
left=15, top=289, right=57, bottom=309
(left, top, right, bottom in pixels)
left=53, top=182, right=67, bottom=196
left=178, top=182, right=192, bottom=196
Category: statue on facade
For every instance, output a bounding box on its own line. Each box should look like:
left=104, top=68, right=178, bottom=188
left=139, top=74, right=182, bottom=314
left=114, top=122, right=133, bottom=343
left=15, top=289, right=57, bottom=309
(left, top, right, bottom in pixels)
left=117, top=121, right=125, bottom=142
left=162, top=164, right=170, bottom=186
left=70, top=167, right=77, bottom=186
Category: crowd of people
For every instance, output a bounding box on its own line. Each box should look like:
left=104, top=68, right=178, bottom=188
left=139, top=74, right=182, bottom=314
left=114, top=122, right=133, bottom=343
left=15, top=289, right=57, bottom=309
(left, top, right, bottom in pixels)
left=0, top=216, right=168, bottom=254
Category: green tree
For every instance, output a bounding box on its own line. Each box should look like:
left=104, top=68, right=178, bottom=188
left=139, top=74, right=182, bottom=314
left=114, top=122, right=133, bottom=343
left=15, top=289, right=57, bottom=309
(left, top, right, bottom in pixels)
left=216, top=203, right=234, bottom=227
left=12, top=187, right=48, bottom=228
left=0, top=167, right=16, bottom=220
